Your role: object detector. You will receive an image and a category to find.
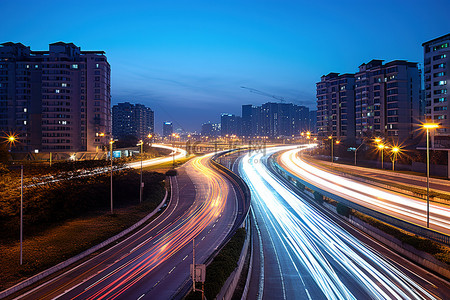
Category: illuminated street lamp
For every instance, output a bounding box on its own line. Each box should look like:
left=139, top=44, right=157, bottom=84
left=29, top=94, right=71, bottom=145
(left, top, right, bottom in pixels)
left=109, top=139, right=114, bottom=214
left=377, top=143, right=386, bottom=169
left=422, top=123, right=439, bottom=228
left=328, top=136, right=333, bottom=162
left=138, top=140, right=144, bottom=203
left=391, top=146, right=400, bottom=171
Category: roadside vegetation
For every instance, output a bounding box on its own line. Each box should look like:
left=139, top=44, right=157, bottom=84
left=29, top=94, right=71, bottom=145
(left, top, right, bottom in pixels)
left=352, top=210, right=450, bottom=266
left=185, top=228, right=247, bottom=300
left=0, top=165, right=166, bottom=290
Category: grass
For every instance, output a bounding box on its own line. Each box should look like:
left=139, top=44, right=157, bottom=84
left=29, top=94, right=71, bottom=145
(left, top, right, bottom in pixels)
left=0, top=172, right=166, bottom=291
left=185, top=228, right=247, bottom=300
left=352, top=211, right=450, bottom=266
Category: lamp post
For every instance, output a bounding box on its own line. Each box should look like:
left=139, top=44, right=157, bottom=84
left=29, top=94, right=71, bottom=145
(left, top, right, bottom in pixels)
left=138, top=140, right=144, bottom=203
left=20, top=164, right=23, bottom=265
left=423, top=123, right=439, bottom=228
left=328, top=136, right=333, bottom=162
left=109, top=139, right=114, bottom=214
left=377, top=143, right=386, bottom=169
left=391, top=146, right=400, bottom=171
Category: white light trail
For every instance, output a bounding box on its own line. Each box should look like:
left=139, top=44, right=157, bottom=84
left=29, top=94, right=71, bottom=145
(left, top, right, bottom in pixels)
left=240, top=146, right=436, bottom=300
left=280, top=147, right=450, bottom=233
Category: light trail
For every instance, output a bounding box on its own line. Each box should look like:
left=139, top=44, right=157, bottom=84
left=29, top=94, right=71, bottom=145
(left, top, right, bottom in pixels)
left=23, top=144, right=186, bottom=188
left=62, top=153, right=227, bottom=300
left=279, top=146, right=450, bottom=234
left=127, top=144, right=187, bottom=169
left=240, top=147, right=438, bottom=299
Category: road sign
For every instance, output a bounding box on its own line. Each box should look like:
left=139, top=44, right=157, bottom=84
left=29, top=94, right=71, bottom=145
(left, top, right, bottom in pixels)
left=190, top=264, right=206, bottom=283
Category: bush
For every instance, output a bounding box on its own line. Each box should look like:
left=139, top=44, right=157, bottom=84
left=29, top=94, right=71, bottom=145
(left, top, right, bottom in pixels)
left=0, top=170, right=165, bottom=241
left=165, top=169, right=177, bottom=176
left=336, top=203, right=350, bottom=217
left=185, top=228, right=246, bottom=300
left=313, top=191, right=324, bottom=204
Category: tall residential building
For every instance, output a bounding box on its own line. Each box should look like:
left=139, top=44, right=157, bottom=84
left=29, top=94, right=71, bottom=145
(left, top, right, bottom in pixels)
left=423, top=33, right=450, bottom=149
left=316, top=73, right=356, bottom=143
left=201, top=122, right=220, bottom=137
left=309, top=110, right=317, bottom=133
left=220, top=113, right=241, bottom=136
left=317, top=60, right=419, bottom=145
left=241, top=104, right=261, bottom=137
left=0, top=42, right=111, bottom=152
left=354, top=60, right=419, bottom=144
left=112, top=102, right=154, bottom=140
left=241, top=102, right=309, bottom=138
left=163, top=121, right=173, bottom=137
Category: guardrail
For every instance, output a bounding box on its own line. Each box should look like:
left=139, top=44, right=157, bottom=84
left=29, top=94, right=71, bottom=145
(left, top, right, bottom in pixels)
left=269, top=158, right=450, bottom=246
left=173, top=150, right=251, bottom=300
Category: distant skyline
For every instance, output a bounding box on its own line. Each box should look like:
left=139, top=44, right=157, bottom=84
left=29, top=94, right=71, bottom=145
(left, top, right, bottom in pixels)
left=2, top=0, right=450, bottom=133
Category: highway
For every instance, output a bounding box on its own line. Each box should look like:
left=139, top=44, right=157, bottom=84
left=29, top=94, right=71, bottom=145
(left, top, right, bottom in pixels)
left=240, top=146, right=450, bottom=300
left=12, top=153, right=239, bottom=300
left=279, top=146, right=450, bottom=235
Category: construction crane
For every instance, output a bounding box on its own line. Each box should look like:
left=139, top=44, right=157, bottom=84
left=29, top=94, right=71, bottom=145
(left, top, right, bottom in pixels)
left=241, top=86, right=286, bottom=103
left=240, top=86, right=308, bottom=106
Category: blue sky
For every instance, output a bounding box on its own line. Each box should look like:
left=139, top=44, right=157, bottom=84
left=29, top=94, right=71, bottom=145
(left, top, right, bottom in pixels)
left=2, top=0, right=450, bottom=132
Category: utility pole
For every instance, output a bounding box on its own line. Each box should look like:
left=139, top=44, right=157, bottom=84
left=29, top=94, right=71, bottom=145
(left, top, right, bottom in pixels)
left=140, top=141, right=143, bottom=203
left=49, top=152, right=52, bottom=167
left=192, top=238, right=195, bottom=292
left=110, top=139, right=114, bottom=214
left=20, top=165, right=23, bottom=265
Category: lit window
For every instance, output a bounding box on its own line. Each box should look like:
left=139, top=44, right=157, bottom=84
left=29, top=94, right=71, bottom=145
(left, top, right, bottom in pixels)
left=62, top=83, right=67, bottom=87
left=72, top=64, right=78, bottom=69
left=55, top=89, right=60, bottom=93
left=24, top=108, right=27, bottom=112
left=96, top=64, right=99, bottom=68
left=23, top=121, right=27, bottom=125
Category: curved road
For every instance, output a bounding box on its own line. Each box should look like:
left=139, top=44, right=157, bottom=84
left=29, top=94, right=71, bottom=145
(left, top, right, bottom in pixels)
left=12, top=154, right=239, bottom=300
left=279, top=146, right=450, bottom=235
left=240, top=146, right=450, bottom=300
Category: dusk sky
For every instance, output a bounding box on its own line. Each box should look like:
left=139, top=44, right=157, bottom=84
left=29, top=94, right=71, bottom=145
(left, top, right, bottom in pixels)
left=2, top=0, right=450, bottom=133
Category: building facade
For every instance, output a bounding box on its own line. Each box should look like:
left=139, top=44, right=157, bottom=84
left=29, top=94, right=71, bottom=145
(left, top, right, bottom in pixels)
left=317, top=60, right=419, bottom=145
left=354, top=60, right=419, bottom=144
left=112, top=102, right=154, bottom=140
left=220, top=113, right=241, bottom=136
left=0, top=42, right=111, bottom=152
left=316, top=73, right=356, bottom=144
left=242, top=102, right=310, bottom=138
left=423, top=33, right=450, bottom=149
left=163, top=121, right=173, bottom=137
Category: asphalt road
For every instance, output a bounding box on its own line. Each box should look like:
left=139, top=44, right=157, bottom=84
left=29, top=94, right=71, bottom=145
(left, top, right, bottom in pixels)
left=241, top=146, right=450, bottom=300
left=308, top=157, right=450, bottom=194
left=279, top=147, right=450, bottom=235
left=12, top=154, right=239, bottom=300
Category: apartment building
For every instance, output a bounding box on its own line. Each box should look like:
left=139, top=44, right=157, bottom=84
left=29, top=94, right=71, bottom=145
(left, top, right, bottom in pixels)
left=423, top=33, right=450, bottom=149
left=0, top=42, right=111, bottom=152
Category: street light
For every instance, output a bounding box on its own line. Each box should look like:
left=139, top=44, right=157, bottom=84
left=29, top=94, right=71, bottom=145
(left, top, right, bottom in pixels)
left=328, top=136, right=334, bottom=162
left=109, top=139, right=114, bottom=214
left=422, top=123, right=439, bottom=228
left=138, top=140, right=144, bottom=203
left=391, top=146, right=400, bottom=171
left=377, top=143, right=386, bottom=169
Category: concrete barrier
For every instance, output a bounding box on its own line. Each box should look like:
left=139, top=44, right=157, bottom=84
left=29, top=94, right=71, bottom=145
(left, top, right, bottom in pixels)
left=0, top=185, right=169, bottom=299
left=349, top=216, right=450, bottom=280
left=216, top=216, right=251, bottom=300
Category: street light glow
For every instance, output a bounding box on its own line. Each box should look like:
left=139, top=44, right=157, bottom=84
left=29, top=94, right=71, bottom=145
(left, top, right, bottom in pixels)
left=391, top=146, right=400, bottom=153
left=422, top=123, right=439, bottom=130
left=374, top=138, right=382, bottom=144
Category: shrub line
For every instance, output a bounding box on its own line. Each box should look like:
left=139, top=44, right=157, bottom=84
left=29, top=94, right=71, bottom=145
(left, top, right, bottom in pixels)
left=0, top=185, right=169, bottom=299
